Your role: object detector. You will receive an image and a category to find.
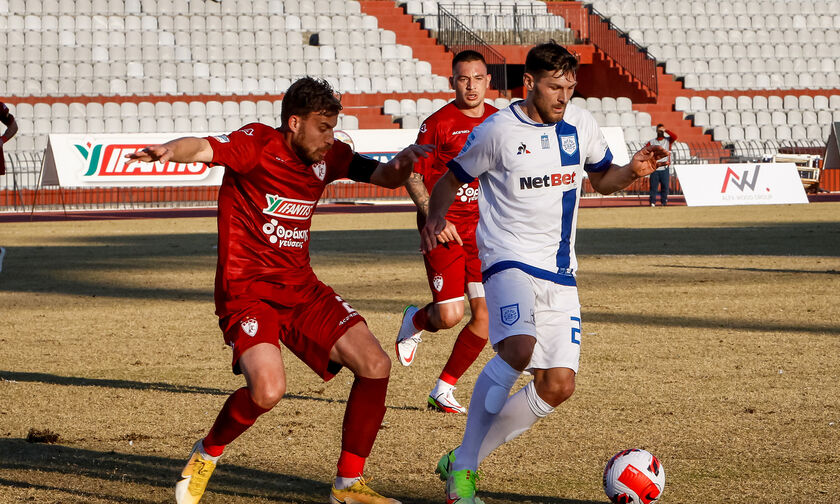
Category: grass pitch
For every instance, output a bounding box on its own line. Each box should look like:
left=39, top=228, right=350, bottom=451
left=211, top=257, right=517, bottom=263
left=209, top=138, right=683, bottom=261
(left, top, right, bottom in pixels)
left=1, top=203, right=839, bottom=503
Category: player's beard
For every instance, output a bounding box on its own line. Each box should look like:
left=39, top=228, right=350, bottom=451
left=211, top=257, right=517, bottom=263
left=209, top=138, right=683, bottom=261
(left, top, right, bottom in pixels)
left=535, top=98, right=566, bottom=124
left=291, top=130, right=323, bottom=165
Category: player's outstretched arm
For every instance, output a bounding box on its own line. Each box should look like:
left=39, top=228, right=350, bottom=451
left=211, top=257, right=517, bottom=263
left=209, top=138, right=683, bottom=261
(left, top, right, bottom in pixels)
left=124, top=137, right=214, bottom=165
left=420, top=170, right=463, bottom=253
left=588, top=144, right=669, bottom=195
left=369, top=144, right=433, bottom=189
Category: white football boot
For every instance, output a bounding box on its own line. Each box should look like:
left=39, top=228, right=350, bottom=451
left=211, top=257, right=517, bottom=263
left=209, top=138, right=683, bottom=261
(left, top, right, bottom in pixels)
left=395, top=305, right=423, bottom=366
left=428, top=383, right=467, bottom=414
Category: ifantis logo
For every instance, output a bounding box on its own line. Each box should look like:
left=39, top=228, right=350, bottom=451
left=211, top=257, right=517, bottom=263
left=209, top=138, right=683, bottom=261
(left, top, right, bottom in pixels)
left=262, top=194, right=316, bottom=221
left=76, top=142, right=210, bottom=178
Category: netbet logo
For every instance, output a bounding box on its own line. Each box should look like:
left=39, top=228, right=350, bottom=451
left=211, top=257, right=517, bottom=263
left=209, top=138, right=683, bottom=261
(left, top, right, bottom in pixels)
left=519, top=171, right=576, bottom=190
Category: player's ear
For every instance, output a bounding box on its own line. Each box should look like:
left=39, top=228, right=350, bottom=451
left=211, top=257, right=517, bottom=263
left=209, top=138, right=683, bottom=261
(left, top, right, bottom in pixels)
left=288, top=114, right=301, bottom=133
left=523, top=72, right=534, bottom=91
left=448, top=76, right=455, bottom=90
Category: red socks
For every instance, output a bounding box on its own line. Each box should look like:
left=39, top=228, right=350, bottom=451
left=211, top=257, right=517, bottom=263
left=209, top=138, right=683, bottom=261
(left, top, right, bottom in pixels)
left=440, top=326, right=487, bottom=385
left=202, top=387, right=271, bottom=457
left=336, top=376, right=389, bottom=478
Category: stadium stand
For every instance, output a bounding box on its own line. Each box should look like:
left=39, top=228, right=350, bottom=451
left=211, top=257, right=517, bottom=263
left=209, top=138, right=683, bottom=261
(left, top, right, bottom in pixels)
left=403, top=1, right=573, bottom=44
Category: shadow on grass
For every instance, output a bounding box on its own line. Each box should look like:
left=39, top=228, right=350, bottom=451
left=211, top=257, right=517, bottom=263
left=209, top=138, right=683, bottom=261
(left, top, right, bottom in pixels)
left=0, top=370, right=424, bottom=412
left=662, top=263, right=840, bottom=275
left=3, top=221, right=837, bottom=300
left=0, top=439, right=602, bottom=504
left=585, top=310, right=840, bottom=335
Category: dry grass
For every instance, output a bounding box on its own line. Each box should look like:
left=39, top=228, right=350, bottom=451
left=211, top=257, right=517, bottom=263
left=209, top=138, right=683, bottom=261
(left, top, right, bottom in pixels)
left=1, top=203, right=839, bottom=504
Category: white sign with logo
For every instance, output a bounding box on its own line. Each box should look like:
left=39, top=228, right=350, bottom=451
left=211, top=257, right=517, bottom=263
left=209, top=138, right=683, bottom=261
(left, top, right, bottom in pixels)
left=674, top=163, right=808, bottom=206
left=42, top=125, right=629, bottom=188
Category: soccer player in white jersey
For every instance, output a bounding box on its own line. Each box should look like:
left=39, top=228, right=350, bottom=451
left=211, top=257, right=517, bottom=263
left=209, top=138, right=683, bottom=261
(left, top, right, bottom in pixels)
left=420, top=42, right=668, bottom=504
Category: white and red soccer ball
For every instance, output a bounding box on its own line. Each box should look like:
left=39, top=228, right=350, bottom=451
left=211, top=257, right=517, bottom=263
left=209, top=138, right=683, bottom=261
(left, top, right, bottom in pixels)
left=603, top=449, right=665, bottom=504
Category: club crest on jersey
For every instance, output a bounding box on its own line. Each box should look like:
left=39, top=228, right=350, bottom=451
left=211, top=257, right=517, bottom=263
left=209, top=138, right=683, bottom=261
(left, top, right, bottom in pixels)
left=312, top=161, right=326, bottom=181
left=433, top=274, right=444, bottom=292
left=500, top=303, right=520, bottom=326
left=240, top=317, right=258, bottom=337
left=560, top=135, right=578, bottom=156
left=419, top=122, right=428, bottom=133
left=517, top=143, right=531, bottom=155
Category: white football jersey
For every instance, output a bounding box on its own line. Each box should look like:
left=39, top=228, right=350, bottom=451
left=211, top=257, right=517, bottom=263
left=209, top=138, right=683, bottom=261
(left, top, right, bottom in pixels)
left=446, top=101, right=613, bottom=286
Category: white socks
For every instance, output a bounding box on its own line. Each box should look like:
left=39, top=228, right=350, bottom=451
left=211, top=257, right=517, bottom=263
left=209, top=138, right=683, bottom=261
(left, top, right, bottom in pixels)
left=333, top=476, right=360, bottom=490
left=430, top=378, right=455, bottom=398
left=452, top=355, right=521, bottom=472
left=477, top=380, right=554, bottom=464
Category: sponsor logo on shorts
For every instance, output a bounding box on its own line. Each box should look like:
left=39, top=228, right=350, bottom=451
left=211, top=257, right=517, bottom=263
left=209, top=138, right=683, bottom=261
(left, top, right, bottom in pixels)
left=263, top=194, right=316, bottom=221
left=433, top=274, right=444, bottom=292
left=240, top=317, right=258, bottom=337
left=261, top=218, right=310, bottom=249
left=338, top=311, right=360, bottom=326
left=500, top=303, right=520, bottom=326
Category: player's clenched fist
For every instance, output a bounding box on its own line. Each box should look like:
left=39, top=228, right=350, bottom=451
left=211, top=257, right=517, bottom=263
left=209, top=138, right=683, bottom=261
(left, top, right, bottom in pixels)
left=630, top=144, right=669, bottom=178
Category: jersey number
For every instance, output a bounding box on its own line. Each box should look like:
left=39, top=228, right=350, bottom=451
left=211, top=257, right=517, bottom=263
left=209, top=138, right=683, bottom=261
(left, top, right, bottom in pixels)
left=570, top=316, right=581, bottom=345
left=335, top=295, right=355, bottom=314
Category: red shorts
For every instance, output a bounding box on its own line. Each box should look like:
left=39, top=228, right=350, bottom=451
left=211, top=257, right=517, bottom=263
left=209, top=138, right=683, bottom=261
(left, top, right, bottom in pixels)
left=423, top=235, right=483, bottom=304
left=218, top=280, right=365, bottom=381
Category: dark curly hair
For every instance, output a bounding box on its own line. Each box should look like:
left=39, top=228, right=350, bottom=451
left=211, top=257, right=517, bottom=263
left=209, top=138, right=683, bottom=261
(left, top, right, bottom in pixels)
left=280, top=77, right=342, bottom=128
left=525, top=41, right=578, bottom=77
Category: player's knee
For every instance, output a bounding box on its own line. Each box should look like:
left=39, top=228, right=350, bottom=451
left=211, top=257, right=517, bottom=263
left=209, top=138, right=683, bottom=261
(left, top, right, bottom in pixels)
left=250, top=380, right=285, bottom=410
left=436, top=304, right=464, bottom=329
left=535, top=375, right=575, bottom=407
left=358, top=350, right=391, bottom=378
left=498, top=342, right=535, bottom=372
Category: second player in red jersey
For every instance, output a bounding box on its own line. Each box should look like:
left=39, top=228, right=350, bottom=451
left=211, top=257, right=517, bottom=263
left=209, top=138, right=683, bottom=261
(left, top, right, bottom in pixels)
left=396, top=51, right=498, bottom=414
left=128, top=77, right=431, bottom=504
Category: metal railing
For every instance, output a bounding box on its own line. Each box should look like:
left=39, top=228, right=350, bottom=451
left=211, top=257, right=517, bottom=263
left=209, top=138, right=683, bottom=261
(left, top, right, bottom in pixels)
left=584, top=5, right=658, bottom=98
left=437, top=3, right=574, bottom=46
left=3, top=139, right=834, bottom=213
left=437, top=5, right=508, bottom=91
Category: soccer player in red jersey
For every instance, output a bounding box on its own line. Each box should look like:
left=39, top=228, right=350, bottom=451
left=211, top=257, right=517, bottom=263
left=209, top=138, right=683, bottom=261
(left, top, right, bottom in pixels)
left=395, top=51, right=498, bottom=414
left=127, top=78, right=431, bottom=504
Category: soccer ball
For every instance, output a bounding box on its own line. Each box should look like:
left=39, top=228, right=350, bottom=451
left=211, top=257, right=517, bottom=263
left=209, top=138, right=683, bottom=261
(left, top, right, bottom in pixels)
left=603, top=449, right=665, bottom=504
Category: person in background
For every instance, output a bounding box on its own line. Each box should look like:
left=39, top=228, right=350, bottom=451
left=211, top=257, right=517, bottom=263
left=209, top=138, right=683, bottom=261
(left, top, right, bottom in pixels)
left=0, top=102, right=18, bottom=176
left=646, top=124, right=677, bottom=206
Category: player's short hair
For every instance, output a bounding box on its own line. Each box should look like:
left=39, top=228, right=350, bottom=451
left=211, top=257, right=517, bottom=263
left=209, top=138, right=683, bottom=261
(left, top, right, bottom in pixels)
left=656, top=123, right=665, bottom=129
left=452, top=50, right=487, bottom=70
left=281, top=77, right=342, bottom=127
left=525, top=41, right=578, bottom=77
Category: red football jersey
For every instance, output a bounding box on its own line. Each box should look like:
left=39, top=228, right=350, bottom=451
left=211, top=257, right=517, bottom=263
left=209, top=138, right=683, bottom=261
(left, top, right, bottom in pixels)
left=414, top=101, right=497, bottom=225
left=206, top=123, right=356, bottom=316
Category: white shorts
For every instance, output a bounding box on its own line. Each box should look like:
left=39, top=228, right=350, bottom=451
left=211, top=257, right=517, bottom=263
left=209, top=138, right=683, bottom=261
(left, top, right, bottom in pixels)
left=484, top=268, right=582, bottom=373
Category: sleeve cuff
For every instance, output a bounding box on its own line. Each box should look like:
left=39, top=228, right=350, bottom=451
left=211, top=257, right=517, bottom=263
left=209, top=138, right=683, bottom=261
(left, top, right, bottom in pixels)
left=446, top=159, right=475, bottom=183
left=584, top=148, right=613, bottom=173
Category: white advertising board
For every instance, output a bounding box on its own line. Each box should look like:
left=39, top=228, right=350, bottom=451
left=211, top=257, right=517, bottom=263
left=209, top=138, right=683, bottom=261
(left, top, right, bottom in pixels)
left=42, top=125, right=627, bottom=188
left=674, top=163, right=808, bottom=206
